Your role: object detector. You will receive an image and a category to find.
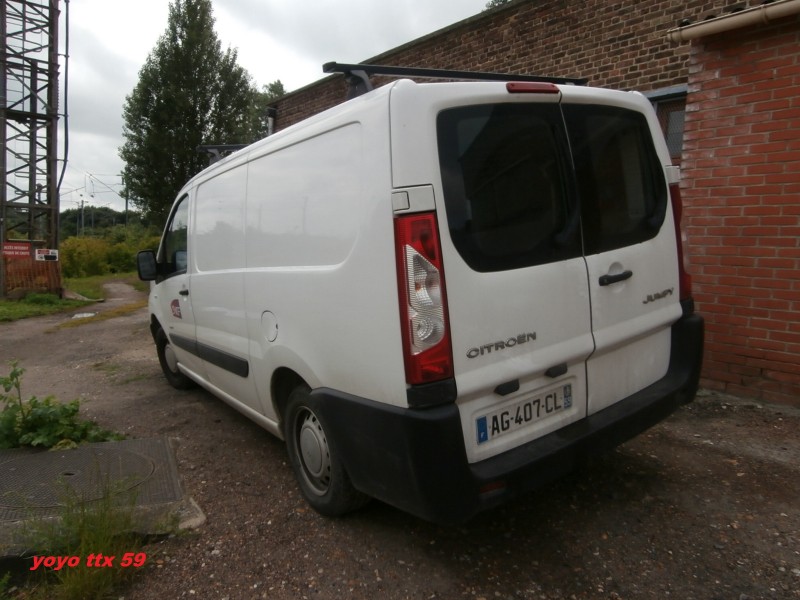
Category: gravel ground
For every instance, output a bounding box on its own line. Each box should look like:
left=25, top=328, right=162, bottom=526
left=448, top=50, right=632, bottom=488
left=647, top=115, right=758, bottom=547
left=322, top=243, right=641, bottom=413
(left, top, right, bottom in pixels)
left=1, top=282, right=799, bottom=599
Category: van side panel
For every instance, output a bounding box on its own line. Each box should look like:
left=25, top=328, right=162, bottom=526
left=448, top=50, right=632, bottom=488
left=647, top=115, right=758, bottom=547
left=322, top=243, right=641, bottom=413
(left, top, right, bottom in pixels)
left=243, top=103, right=407, bottom=413
left=244, top=125, right=362, bottom=269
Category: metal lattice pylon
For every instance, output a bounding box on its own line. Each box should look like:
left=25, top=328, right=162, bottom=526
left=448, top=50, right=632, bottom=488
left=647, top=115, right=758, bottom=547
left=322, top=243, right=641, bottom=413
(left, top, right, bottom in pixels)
left=0, top=0, right=60, bottom=297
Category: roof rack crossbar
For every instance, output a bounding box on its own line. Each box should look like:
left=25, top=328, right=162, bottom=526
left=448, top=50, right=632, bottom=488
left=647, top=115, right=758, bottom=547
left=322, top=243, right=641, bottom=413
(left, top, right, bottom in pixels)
left=197, top=144, right=248, bottom=166
left=323, top=61, right=588, bottom=98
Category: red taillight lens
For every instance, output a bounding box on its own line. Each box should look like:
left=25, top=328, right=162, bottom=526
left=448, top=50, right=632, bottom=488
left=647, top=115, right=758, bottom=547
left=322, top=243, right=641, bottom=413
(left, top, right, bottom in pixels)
left=394, top=212, right=454, bottom=385
left=506, top=82, right=560, bottom=94
left=670, top=183, right=692, bottom=302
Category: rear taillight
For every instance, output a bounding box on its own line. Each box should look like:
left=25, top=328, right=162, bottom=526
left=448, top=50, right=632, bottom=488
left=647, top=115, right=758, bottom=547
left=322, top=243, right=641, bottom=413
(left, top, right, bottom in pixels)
left=670, top=183, right=692, bottom=302
left=394, top=212, right=454, bottom=385
left=506, top=82, right=560, bottom=94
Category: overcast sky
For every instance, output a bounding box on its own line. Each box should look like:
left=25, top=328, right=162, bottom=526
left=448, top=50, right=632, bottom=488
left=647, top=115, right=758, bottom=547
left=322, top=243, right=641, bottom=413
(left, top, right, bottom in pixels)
left=59, top=0, right=490, bottom=214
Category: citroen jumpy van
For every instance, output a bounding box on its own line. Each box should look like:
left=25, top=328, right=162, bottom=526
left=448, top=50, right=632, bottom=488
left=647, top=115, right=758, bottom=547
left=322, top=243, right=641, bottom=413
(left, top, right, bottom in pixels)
left=138, top=66, right=703, bottom=523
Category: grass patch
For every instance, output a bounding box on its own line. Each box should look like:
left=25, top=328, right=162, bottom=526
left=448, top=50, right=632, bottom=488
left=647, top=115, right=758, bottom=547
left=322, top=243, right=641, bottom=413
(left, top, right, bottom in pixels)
left=62, top=272, right=146, bottom=300
left=0, top=295, right=91, bottom=322
left=7, top=477, right=147, bottom=600
left=127, top=277, right=150, bottom=294
left=51, top=300, right=148, bottom=331
left=0, top=273, right=147, bottom=323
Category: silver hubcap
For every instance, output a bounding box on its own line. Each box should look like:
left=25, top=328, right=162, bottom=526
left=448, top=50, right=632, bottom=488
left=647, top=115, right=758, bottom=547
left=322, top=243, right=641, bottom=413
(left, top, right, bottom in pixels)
left=164, top=343, right=179, bottom=373
left=297, top=409, right=331, bottom=495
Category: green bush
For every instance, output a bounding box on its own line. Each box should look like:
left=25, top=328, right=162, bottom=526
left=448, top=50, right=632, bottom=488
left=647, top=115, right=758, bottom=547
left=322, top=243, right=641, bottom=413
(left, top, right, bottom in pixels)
left=59, top=225, right=162, bottom=278
left=59, top=238, right=111, bottom=278
left=106, top=242, right=136, bottom=273
left=0, top=362, right=122, bottom=450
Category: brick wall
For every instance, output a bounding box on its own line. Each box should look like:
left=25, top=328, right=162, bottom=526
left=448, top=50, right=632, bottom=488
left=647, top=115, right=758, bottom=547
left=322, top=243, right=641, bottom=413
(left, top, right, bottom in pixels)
left=274, top=0, right=731, bottom=130
left=681, top=17, right=800, bottom=405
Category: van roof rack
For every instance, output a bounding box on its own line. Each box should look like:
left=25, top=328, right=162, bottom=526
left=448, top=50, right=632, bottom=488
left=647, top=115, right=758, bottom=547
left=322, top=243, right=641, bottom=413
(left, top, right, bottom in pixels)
left=197, top=144, right=248, bottom=166
left=323, top=61, right=588, bottom=99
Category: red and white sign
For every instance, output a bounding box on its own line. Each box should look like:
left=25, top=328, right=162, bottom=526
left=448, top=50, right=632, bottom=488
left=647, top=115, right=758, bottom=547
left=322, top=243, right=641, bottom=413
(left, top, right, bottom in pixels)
left=2, top=242, right=32, bottom=257
left=35, top=248, right=59, bottom=261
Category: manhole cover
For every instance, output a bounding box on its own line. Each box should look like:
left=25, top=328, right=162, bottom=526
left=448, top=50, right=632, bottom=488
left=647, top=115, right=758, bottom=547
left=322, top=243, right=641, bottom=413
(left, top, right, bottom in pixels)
left=0, top=448, right=155, bottom=508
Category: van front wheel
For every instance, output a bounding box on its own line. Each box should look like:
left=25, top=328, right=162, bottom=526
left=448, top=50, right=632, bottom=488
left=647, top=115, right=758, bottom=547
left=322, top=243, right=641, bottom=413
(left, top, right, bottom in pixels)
left=284, top=386, right=368, bottom=516
left=156, top=328, right=195, bottom=390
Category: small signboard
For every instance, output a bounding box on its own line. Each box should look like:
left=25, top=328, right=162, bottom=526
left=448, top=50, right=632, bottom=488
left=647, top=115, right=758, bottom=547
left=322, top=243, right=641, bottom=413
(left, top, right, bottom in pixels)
left=2, top=242, right=32, bottom=257
left=35, top=249, right=59, bottom=262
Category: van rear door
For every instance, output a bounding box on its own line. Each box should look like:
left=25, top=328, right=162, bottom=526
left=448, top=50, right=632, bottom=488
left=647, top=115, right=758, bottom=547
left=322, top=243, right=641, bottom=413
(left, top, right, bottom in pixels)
left=434, top=96, right=594, bottom=464
left=560, top=94, right=682, bottom=416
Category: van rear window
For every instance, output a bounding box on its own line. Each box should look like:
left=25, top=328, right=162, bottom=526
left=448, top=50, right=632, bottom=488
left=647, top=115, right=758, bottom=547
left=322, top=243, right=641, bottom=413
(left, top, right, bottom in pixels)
left=437, top=104, right=580, bottom=272
left=563, top=105, right=667, bottom=255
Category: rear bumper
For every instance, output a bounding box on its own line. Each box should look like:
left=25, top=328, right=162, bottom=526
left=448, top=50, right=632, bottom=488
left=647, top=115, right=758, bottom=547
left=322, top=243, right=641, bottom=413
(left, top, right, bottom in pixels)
left=312, top=312, right=704, bottom=524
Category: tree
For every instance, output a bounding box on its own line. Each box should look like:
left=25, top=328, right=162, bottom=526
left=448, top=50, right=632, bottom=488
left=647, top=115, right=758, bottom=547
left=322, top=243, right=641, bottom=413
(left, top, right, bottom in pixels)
left=485, top=0, right=514, bottom=9
left=59, top=207, right=151, bottom=240
left=250, top=80, right=286, bottom=137
left=119, top=0, right=268, bottom=225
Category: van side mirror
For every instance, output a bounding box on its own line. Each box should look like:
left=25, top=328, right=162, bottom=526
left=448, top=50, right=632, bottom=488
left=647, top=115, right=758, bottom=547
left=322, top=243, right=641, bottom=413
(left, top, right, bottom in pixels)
left=137, top=250, right=158, bottom=281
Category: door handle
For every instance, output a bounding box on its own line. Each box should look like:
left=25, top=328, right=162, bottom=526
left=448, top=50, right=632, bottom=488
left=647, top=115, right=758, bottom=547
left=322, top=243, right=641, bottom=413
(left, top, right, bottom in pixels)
left=179, top=289, right=189, bottom=296
left=599, top=270, right=633, bottom=286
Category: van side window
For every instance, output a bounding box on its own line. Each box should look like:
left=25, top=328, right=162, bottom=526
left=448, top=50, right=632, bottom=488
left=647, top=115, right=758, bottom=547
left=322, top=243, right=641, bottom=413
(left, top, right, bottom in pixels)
left=563, top=105, right=667, bottom=255
left=437, top=104, right=580, bottom=272
left=161, top=195, right=189, bottom=276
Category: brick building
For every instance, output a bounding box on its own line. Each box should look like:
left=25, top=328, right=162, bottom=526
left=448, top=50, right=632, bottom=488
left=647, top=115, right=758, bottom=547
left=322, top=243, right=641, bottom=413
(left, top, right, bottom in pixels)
left=670, top=2, right=800, bottom=405
left=271, top=0, right=800, bottom=405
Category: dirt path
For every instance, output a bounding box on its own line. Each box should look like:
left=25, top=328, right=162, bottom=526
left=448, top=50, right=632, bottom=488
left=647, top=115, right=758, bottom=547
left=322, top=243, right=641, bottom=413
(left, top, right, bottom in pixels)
left=1, top=283, right=799, bottom=599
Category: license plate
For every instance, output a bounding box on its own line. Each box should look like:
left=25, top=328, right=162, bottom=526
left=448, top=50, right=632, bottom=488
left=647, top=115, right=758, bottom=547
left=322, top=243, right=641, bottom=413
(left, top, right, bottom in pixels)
left=476, top=383, right=573, bottom=445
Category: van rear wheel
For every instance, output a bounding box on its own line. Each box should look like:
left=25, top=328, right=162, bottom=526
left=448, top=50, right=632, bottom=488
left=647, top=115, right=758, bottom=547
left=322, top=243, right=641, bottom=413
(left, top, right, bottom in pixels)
left=155, top=328, right=195, bottom=390
left=284, top=386, right=368, bottom=516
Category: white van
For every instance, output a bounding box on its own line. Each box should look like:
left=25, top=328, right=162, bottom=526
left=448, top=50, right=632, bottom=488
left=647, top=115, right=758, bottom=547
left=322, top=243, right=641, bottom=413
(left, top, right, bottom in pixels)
left=138, top=66, right=704, bottom=523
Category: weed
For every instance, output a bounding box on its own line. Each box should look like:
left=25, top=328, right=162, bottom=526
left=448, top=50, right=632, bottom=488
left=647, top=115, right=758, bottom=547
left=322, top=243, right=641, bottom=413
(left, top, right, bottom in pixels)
left=20, top=475, right=146, bottom=600
left=91, top=363, right=121, bottom=376
left=119, top=374, right=151, bottom=385
left=0, top=362, right=123, bottom=450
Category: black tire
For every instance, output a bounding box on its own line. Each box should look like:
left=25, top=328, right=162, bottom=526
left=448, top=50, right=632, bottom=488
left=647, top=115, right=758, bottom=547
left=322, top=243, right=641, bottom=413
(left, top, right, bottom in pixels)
left=283, top=385, right=369, bottom=516
left=155, top=327, right=195, bottom=390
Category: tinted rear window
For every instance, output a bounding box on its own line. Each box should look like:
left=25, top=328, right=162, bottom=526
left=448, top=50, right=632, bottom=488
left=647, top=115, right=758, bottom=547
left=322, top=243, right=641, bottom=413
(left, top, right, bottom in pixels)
left=437, top=104, right=580, bottom=272
left=562, top=105, right=667, bottom=255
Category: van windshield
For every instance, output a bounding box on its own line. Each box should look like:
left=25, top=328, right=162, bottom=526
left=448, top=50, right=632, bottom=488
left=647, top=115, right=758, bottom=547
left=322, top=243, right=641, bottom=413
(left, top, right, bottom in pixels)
left=437, top=103, right=580, bottom=272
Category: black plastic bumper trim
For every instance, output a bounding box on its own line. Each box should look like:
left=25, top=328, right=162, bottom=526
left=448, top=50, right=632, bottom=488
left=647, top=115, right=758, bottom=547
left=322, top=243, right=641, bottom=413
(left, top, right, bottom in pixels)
left=406, top=378, right=457, bottom=407
left=310, top=312, right=703, bottom=524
